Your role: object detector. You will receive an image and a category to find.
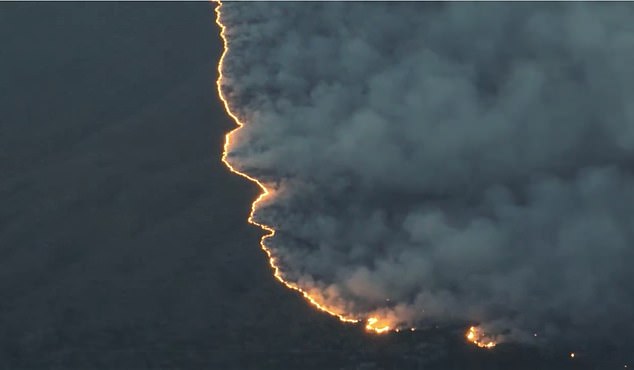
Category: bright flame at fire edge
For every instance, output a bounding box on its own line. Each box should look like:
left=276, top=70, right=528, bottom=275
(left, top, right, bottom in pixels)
left=467, top=326, right=497, bottom=349
left=214, top=0, right=360, bottom=328
left=214, top=0, right=493, bottom=345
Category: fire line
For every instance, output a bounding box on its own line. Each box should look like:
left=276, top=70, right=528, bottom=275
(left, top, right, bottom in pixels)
left=466, top=326, right=497, bottom=349
left=214, top=0, right=362, bottom=328
left=213, top=0, right=493, bottom=345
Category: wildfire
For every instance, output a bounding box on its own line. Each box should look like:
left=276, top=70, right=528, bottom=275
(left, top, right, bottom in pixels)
left=216, top=2, right=502, bottom=347
left=365, top=317, right=391, bottom=334
left=466, top=326, right=497, bottom=349
left=215, top=0, right=361, bottom=327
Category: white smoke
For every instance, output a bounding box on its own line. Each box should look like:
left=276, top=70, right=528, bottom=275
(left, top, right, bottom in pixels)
left=219, top=2, right=634, bottom=346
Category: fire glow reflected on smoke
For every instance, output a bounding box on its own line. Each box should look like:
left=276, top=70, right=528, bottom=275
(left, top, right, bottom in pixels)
left=214, top=0, right=491, bottom=345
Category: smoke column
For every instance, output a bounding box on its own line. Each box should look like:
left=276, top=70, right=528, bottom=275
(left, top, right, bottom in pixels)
left=217, top=1, right=634, bottom=348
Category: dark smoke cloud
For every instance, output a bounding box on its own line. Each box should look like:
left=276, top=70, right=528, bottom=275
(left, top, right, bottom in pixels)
left=219, top=2, right=634, bottom=346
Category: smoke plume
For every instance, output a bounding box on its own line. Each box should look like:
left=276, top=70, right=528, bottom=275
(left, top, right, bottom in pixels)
left=218, top=2, right=634, bottom=347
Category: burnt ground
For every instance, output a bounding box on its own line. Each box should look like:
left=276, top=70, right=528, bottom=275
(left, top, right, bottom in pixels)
left=0, top=3, right=626, bottom=369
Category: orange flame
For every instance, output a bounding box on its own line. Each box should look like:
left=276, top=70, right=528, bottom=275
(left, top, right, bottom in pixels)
left=215, top=0, right=360, bottom=327
left=466, top=326, right=497, bottom=349
left=365, top=317, right=391, bottom=334
left=215, top=1, right=501, bottom=344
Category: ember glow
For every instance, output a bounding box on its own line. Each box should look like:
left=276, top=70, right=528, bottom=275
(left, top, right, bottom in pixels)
left=365, top=317, right=391, bottom=334
left=466, top=326, right=497, bottom=349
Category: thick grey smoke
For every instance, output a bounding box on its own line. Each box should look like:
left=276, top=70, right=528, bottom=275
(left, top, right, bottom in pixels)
left=219, top=3, right=634, bottom=346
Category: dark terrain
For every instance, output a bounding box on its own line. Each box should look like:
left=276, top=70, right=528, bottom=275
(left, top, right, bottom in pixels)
left=0, top=3, right=621, bottom=369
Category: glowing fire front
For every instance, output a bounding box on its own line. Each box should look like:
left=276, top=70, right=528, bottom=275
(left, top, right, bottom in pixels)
left=214, top=0, right=494, bottom=346
left=215, top=0, right=360, bottom=328
left=467, top=326, right=497, bottom=349
left=365, top=317, right=391, bottom=334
